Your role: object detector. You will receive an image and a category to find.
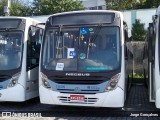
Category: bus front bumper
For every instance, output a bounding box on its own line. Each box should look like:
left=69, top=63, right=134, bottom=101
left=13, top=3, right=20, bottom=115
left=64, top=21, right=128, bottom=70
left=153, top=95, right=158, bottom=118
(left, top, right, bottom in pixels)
left=0, top=84, right=25, bottom=102
left=39, top=85, right=124, bottom=107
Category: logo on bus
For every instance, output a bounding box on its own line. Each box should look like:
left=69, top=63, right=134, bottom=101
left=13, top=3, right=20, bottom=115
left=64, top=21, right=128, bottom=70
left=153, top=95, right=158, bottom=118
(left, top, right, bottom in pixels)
left=65, top=73, right=90, bottom=77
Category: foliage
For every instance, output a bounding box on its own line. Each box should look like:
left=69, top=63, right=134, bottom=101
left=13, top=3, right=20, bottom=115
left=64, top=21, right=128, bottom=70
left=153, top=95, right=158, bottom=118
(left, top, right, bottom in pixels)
left=130, top=73, right=144, bottom=79
left=0, top=0, right=84, bottom=16
left=32, top=0, right=84, bottom=15
left=133, top=74, right=144, bottom=80
left=132, top=19, right=146, bottom=41
left=105, top=0, right=160, bottom=10
left=10, top=1, right=32, bottom=16
left=0, top=0, right=32, bottom=16
left=144, top=0, right=160, bottom=8
left=0, top=0, right=6, bottom=16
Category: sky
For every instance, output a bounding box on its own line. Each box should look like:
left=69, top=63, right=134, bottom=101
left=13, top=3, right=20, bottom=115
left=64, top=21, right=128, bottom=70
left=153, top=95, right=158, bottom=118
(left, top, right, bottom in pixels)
left=23, top=0, right=33, bottom=3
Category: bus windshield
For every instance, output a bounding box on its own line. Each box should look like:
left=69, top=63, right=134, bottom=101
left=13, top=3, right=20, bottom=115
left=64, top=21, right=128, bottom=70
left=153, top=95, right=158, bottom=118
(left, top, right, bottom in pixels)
left=0, top=31, right=23, bottom=70
left=42, top=26, right=120, bottom=72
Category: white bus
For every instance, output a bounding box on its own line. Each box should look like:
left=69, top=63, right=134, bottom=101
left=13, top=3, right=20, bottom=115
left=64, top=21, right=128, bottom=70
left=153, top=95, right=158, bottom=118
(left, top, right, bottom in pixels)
left=143, top=6, right=160, bottom=108
left=39, top=10, right=131, bottom=107
left=0, top=17, right=44, bottom=102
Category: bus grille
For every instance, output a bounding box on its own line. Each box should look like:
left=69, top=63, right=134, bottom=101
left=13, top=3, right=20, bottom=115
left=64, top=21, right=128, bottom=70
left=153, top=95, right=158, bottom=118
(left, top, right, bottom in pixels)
left=53, top=79, right=104, bottom=85
left=58, top=96, right=98, bottom=104
left=57, top=90, right=99, bottom=94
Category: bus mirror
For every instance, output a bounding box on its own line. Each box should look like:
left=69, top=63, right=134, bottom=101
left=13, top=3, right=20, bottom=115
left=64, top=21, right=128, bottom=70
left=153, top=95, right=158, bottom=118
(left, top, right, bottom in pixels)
left=34, top=29, right=43, bottom=44
left=39, top=29, right=43, bottom=36
left=152, top=15, right=155, bottom=21
left=35, top=29, right=40, bottom=41
left=152, top=15, right=157, bottom=21
left=31, top=59, right=36, bottom=65
left=149, top=23, right=154, bottom=37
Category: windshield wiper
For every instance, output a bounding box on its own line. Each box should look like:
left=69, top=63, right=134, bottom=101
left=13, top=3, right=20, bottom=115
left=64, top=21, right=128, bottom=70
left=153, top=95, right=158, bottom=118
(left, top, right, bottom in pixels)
left=56, top=25, right=63, bottom=58
left=90, top=24, right=103, bottom=43
left=86, top=24, right=103, bottom=58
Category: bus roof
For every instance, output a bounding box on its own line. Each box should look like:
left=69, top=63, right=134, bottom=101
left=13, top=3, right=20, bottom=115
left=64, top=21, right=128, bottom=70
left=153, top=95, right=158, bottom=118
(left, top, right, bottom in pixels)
left=47, top=10, right=122, bottom=18
left=45, top=10, right=123, bottom=26
left=0, top=16, right=41, bottom=23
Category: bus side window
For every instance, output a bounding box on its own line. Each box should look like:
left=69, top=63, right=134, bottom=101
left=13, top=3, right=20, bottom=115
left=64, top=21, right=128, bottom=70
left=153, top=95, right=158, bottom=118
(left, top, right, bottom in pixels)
left=27, top=26, right=43, bottom=70
left=35, top=28, right=43, bottom=57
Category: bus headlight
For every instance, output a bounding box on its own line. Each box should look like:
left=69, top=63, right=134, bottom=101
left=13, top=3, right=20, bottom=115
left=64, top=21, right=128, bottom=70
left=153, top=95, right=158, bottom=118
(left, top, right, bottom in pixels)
left=105, top=73, right=120, bottom=92
left=8, top=73, right=20, bottom=88
left=41, top=73, right=51, bottom=89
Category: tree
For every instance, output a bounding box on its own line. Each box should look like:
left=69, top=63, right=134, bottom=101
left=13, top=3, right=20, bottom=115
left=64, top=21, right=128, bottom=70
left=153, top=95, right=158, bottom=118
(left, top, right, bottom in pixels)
left=144, top=0, right=160, bottom=8
left=0, top=0, right=6, bottom=16
left=32, top=0, right=84, bottom=15
left=11, top=1, right=32, bottom=16
left=132, top=19, right=146, bottom=41
left=106, top=0, right=146, bottom=10
left=105, top=0, right=160, bottom=10
left=0, top=0, right=32, bottom=16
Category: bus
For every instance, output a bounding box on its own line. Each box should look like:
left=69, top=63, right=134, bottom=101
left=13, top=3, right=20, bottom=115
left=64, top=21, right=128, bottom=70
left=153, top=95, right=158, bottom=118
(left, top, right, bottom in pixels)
left=143, top=6, right=160, bottom=108
left=0, top=17, right=44, bottom=102
left=39, top=10, right=131, bottom=107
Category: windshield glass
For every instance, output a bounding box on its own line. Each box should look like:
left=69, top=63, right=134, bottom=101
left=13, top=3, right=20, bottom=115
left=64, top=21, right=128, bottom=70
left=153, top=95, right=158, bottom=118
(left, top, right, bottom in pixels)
left=42, top=26, right=120, bottom=72
left=0, top=31, right=23, bottom=70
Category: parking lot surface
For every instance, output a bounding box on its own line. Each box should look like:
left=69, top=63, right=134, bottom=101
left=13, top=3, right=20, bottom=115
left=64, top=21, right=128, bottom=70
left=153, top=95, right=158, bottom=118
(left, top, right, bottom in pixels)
left=0, top=84, right=160, bottom=119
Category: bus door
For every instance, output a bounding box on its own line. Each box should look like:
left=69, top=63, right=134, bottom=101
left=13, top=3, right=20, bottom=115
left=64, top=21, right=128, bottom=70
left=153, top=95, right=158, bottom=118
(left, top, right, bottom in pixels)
left=26, top=26, right=43, bottom=99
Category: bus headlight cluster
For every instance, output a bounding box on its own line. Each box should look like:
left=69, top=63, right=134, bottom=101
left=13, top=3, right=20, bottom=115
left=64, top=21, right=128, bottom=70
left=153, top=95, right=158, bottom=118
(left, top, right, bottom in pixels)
left=105, top=73, right=120, bottom=92
left=41, top=73, right=51, bottom=89
left=8, top=73, right=20, bottom=88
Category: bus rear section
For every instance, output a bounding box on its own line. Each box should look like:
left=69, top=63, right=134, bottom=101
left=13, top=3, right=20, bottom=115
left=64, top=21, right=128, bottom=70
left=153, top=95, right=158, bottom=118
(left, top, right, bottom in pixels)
left=0, top=17, right=44, bottom=102
left=39, top=10, right=129, bottom=107
left=143, top=6, right=160, bottom=108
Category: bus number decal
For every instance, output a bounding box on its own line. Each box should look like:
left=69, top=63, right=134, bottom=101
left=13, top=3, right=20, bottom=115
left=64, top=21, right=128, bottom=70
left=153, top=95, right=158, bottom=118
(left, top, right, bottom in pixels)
left=67, top=48, right=76, bottom=58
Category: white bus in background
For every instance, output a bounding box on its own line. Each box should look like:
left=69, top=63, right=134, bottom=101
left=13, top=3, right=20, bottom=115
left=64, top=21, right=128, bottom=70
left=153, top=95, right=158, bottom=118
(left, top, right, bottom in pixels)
left=0, top=17, right=44, bottom=102
left=143, top=6, right=160, bottom=108
left=39, top=10, right=132, bottom=107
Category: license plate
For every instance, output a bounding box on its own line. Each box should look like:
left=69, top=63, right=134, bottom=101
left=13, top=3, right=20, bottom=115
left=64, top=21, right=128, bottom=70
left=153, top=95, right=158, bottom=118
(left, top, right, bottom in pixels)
left=70, top=95, right=85, bottom=101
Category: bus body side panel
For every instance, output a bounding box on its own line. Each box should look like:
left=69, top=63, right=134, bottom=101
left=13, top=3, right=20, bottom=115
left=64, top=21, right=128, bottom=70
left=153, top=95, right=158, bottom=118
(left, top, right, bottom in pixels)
left=26, top=67, right=39, bottom=100
left=156, top=88, right=160, bottom=108
left=155, top=16, right=160, bottom=108
left=117, top=12, right=125, bottom=91
left=25, top=19, right=39, bottom=100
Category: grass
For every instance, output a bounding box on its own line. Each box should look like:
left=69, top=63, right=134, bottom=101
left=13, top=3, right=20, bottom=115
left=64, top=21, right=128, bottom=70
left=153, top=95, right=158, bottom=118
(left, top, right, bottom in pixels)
left=130, top=73, right=145, bottom=83
left=133, top=73, right=144, bottom=79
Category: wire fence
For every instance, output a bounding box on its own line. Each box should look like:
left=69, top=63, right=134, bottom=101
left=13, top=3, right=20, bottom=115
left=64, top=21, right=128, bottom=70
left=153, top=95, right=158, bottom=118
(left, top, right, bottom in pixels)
left=126, top=41, right=145, bottom=76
